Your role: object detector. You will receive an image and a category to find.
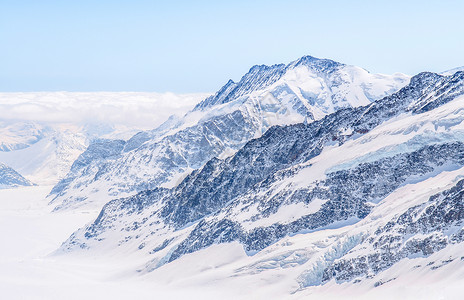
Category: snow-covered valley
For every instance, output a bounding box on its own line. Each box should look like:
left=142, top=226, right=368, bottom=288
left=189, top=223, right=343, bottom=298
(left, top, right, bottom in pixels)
left=0, top=186, right=204, bottom=299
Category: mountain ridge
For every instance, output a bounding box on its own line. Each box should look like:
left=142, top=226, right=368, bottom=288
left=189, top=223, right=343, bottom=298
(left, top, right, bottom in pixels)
left=59, top=70, right=464, bottom=283
left=48, top=55, right=409, bottom=211
left=37, top=57, right=464, bottom=297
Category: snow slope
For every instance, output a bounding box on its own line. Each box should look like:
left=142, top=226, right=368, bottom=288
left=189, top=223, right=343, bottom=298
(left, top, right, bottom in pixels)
left=0, top=186, right=194, bottom=300
left=2, top=185, right=464, bottom=300
left=441, top=66, right=464, bottom=76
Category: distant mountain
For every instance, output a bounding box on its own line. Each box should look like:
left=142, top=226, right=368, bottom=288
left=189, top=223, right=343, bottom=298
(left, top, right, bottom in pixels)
left=48, top=55, right=409, bottom=210
left=0, top=92, right=206, bottom=185
left=0, top=162, right=34, bottom=189
left=0, top=121, right=47, bottom=152
left=441, top=66, right=464, bottom=76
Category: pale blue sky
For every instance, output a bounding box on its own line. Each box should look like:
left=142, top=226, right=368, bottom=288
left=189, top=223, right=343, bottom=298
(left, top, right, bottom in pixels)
left=1, top=0, right=463, bottom=92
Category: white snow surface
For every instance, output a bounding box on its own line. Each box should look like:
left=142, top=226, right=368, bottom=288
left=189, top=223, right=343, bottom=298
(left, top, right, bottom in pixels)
left=2, top=180, right=464, bottom=299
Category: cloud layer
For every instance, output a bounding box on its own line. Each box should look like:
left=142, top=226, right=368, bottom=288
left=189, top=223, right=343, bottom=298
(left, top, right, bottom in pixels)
left=0, top=92, right=209, bottom=130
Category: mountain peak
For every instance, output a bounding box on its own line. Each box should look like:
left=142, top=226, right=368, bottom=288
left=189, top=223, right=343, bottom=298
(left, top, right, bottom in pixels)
left=291, top=55, right=343, bottom=71
left=194, top=55, right=346, bottom=110
left=193, top=55, right=407, bottom=111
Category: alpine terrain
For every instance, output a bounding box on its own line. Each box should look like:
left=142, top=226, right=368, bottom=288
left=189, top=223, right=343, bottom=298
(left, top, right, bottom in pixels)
left=3, top=55, right=464, bottom=299
left=0, top=162, right=33, bottom=189
left=48, top=56, right=409, bottom=211
left=59, top=58, right=464, bottom=297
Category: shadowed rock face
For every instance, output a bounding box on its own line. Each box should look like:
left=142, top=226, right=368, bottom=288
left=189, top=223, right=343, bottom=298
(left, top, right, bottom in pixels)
left=321, top=178, right=464, bottom=284
left=168, top=142, right=464, bottom=262
left=156, top=71, right=463, bottom=230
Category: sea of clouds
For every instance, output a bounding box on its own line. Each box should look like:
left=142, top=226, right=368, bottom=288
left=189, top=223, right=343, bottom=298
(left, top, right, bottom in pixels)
left=0, top=92, right=209, bottom=130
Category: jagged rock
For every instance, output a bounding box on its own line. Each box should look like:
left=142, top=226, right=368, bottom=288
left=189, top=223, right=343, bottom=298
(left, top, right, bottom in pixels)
left=321, top=178, right=464, bottom=284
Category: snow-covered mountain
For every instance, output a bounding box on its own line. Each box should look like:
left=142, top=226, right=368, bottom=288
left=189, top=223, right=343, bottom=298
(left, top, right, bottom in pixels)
left=48, top=56, right=409, bottom=210
left=0, top=122, right=87, bottom=185
left=0, top=162, right=34, bottom=189
left=0, top=121, right=47, bottom=152
left=0, top=92, right=207, bottom=185
left=58, top=69, right=464, bottom=296
left=4, top=55, right=464, bottom=298
left=441, top=66, right=464, bottom=76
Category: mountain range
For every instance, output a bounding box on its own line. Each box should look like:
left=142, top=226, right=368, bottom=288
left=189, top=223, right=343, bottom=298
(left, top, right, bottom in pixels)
left=60, top=67, right=464, bottom=290
left=4, top=55, right=464, bottom=298
left=48, top=56, right=409, bottom=211
left=0, top=92, right=207, bottom=185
